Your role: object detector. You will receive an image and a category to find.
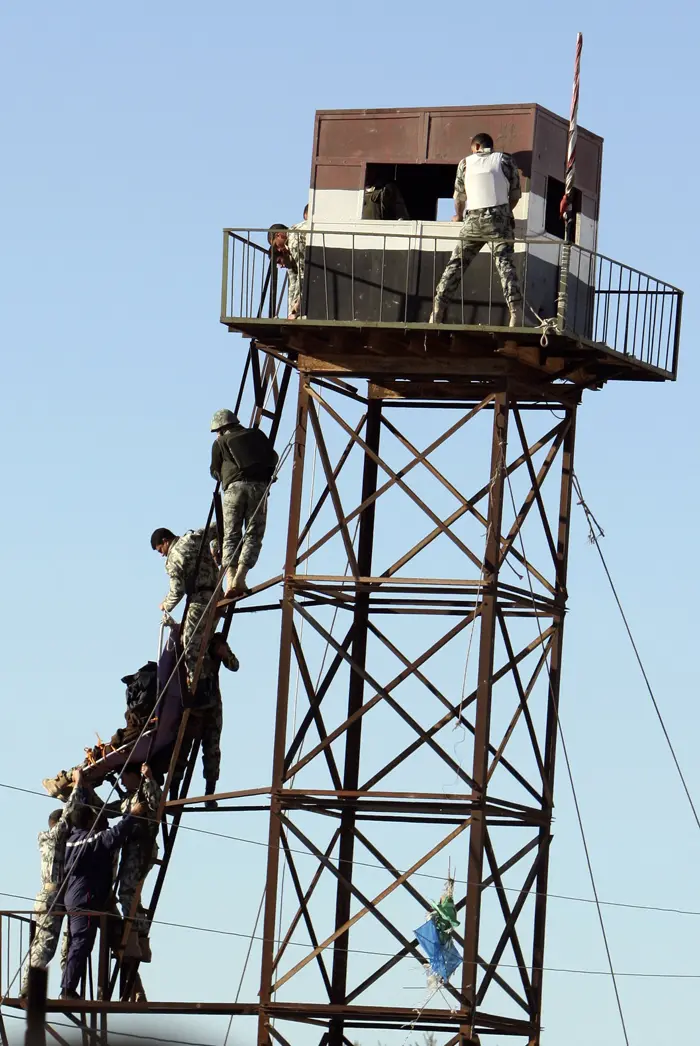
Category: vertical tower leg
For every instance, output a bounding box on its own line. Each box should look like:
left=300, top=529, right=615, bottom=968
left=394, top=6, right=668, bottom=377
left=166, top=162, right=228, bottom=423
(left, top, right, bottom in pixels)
left=328, top=399, right=382, bottom=1046
left=529, top=406, right=577, bottom=1044
left=258, top=379, right=309, bottom=1046
left=461, top=391, right=509, bottom=1042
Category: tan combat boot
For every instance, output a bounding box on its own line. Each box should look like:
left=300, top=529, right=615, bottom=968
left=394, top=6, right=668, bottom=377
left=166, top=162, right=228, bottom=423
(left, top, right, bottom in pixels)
left=42, top=770, right=74, bottom=799
left=229, top=563, right=250, bottom=596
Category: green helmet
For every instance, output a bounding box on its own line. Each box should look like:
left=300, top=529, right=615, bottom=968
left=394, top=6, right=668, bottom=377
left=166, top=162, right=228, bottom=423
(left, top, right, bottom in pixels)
left=210, top=409, right=239, bottom=432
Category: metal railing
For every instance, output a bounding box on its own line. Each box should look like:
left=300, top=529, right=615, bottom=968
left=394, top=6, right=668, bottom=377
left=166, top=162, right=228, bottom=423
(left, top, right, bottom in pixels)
left=0, top=908, right=113, bottom=1002
left=221, top=227, right=682, bottom=378
left=1, top=910, right=32, bottom=998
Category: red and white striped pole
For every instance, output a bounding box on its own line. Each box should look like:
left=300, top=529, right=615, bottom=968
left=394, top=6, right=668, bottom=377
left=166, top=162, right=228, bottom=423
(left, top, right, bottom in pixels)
left=560, top=32, right=583, bottom=243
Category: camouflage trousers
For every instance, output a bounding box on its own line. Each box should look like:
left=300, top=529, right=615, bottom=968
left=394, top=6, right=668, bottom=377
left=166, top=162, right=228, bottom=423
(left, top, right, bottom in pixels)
left=182, top=598, right=215, bottom=681
left=287, top=228, right=306, bottom=317
left=20, top=890, right=67, bottom=993
left=222, top=481, right=269, bottom=572
left=201, top=694, right=222, bottom=782
left=175, top=688, right=223, bottom=784
left=118, top=838, right=158, bottom=936
left=434, top=205, right=522, bottom=310
left=288, top=269, right=302, bottom=319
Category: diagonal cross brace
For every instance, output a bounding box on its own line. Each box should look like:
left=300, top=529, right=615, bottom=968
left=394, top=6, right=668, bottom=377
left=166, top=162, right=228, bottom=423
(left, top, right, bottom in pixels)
left=287, top=602, right=478, bottom=787
left=271, top=814, right=473, bottom=998
left=307, top=385, right=486, bottom=572
left=297, top=393, right=494, bottom=569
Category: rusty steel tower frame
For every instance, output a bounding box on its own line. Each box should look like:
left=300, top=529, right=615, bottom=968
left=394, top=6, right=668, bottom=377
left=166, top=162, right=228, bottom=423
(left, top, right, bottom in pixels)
left=0, top=100, right=683, bottom=1046
left=249, top=350, right=581, bottom=1046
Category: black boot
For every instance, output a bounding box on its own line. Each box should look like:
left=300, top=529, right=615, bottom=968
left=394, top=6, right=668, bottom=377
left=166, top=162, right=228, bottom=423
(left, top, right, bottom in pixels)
left=169, top=777, right=182, bottom=802
left=204, top=780, right=218, bottom=810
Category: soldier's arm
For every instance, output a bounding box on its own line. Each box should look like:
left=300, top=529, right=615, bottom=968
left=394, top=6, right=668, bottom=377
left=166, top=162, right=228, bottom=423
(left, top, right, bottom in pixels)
left=503, top=155, right=522, bottom=210
left=92, top=814, right=136, bottom=855
left=51, top=783, right=87, bottom=843
left=210, top=441, right=223, bottom=483
left=162, top=556, right=185, bottom=612
left=453, top=159, right=467, bottom=221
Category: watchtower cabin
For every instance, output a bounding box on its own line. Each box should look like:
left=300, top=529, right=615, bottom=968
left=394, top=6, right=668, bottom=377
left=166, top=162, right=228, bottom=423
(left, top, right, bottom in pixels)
left=222, top=103, right=681, bottom=397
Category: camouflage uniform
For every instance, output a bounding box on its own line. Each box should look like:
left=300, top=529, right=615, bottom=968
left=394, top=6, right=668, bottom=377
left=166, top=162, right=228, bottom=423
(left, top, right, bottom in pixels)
left=21, top=786, right=85, bottom=994
left=117, top=778, right=161, bottom=936
left=175, top=679, right=223, bottom=784
left=434, top=154, right=523, bottom=312
left=201, top=688, right=223, bottom=783
left=222, top=481, right=269, bottom=573
left=162, top=527, right=219, bottom=680
left=286, top=222, right=307, bottom=318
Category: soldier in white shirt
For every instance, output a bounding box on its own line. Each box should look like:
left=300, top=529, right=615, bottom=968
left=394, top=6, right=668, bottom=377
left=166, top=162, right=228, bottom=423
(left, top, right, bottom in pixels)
left=431, top=132, right=524, bottom=326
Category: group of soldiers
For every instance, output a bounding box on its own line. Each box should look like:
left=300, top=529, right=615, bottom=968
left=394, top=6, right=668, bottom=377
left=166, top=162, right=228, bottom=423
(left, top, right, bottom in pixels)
left=22, top=768, right=154, bottom=1001
left=269, top=134, right=527, bottom=327
left=24, top=409, right=278, bottom=1000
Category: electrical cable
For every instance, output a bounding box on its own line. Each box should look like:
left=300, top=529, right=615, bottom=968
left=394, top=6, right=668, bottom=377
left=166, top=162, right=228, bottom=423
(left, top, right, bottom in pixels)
left=4, top=783, right=700, bottom=921
left=573, top=471, right=700, bottom=834
left=504, top=466, right=630, bottom=1045
left=1, top=903, right=698, bottom=983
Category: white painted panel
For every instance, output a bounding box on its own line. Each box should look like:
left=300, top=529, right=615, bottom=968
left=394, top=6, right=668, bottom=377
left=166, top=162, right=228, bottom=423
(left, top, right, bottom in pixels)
left=527, top=193, right=546, bottom=237
left=512, top=193, right=530, bottom=222
left=527, top=240, right=562, bottom=265
left=310, top=189, right=364, bottom=222
left=577, top=214, right=597, bottom=252
left=310, top=191, right=534, bottom=238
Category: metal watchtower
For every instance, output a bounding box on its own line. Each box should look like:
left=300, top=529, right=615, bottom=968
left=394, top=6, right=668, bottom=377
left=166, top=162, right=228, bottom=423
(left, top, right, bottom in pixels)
left=0, top=101, right=681, bottom=1046
left=218, top=103, right=681, bottom=1046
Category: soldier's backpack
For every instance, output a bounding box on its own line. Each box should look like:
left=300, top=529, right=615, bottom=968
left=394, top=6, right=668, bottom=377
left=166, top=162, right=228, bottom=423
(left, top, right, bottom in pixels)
left=122, top=662, right=159, bottom=721
left=222, top=426, right=278, bottom=482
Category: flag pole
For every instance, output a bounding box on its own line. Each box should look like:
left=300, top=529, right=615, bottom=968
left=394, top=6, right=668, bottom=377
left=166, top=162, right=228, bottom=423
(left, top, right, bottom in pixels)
left=561, top=32, right=583, bottom=244
left=556, top=32, right=583, bottom=331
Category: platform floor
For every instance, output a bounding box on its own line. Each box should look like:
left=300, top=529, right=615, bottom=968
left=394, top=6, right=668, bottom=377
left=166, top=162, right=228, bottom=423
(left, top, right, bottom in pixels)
left=222, top=318, right=673, bottom=396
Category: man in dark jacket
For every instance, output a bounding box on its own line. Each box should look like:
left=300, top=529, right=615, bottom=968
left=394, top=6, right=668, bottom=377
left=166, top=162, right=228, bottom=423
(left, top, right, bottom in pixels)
left=209, top=410, right=278, bottom=597
left=60, top=802, right=144, bottom=998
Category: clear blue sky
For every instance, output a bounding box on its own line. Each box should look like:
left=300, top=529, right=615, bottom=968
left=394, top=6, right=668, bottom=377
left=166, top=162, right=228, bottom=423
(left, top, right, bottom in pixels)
left=1, top=3, right=698, bottom=1045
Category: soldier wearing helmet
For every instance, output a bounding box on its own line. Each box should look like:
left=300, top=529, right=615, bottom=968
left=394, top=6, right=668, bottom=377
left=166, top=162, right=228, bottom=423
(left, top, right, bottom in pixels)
left=209, top=409, right=278, bottom=597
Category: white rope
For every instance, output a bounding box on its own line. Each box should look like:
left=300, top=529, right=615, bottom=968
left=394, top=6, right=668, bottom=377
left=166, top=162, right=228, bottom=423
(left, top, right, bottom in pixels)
left=525, top=303, right=560, bottom=347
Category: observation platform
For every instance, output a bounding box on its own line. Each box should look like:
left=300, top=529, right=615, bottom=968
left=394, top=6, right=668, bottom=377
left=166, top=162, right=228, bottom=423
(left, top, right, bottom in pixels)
left=220, top=226, right=682, bottom=401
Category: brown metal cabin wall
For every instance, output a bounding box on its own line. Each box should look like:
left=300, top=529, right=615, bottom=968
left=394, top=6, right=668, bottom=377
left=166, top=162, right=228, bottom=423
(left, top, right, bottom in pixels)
left=311, top=104, right=540, bottom=190
left=311, top=103, right=602, bottom=212
left=532, top=105, right=603, bottom=221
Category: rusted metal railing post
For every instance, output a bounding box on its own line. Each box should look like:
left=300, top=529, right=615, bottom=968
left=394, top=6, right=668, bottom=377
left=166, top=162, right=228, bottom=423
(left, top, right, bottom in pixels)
left=25, top=966, right=47, bottom=1046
